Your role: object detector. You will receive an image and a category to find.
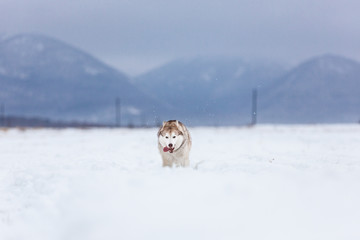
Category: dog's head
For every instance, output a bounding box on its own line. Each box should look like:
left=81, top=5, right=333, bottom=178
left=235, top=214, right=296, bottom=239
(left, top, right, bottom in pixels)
left=158, top=120, right=185, bottom=153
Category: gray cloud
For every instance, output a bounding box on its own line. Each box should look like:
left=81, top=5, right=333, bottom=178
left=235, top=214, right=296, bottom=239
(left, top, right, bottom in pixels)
left=1, top=0, right=360, bottom=75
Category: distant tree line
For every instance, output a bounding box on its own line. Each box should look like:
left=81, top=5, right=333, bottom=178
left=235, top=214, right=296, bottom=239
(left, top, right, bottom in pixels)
left=0, top=115, right=112, bottom=128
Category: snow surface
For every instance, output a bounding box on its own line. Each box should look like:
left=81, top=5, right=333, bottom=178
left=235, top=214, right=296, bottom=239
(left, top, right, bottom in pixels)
left=1, top=125, right=360, bottom=240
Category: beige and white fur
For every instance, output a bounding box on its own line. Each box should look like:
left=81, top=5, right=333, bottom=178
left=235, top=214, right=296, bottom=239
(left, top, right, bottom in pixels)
left=157, top=120, right=192, bottom=167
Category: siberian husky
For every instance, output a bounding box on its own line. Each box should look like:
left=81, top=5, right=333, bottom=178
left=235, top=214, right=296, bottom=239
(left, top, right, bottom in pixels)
left=157, top=120, right=192, bottom=167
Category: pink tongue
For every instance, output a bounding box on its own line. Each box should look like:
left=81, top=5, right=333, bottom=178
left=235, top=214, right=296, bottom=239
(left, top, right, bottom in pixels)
left=163, top=147, right=170, bottom=152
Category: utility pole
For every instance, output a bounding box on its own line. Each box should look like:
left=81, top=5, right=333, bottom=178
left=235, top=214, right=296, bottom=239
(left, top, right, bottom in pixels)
left=251, top=88, right=257, bottom=125
left=141, top=114, right=147, bottom=128
left=0, top=103, right=4, bottom=127
left=155, top=116, right=162, bottom=128
left=115, top=97, right=121, bottom=127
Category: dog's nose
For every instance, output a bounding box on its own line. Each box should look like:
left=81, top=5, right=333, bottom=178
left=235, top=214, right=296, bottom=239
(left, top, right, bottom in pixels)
left=168, top=143, right=173, bottom=148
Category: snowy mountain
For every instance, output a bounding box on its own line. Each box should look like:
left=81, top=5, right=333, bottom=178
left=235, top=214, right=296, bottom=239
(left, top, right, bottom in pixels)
left=259, top=54, right=360, bottom=123
left=0, top=34, right=164, bottom=124
left=1, top=34, right=358, bottom=125
left=134, top=55, right=360, bottom=124
left=133, top=57, right=285, bottom=125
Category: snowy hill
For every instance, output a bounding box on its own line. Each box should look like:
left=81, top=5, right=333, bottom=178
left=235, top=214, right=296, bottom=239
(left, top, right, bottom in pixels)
left=1, top=35, right=358, bottom=125
left=133, top=57, right=285, bottom=125
left=134, top=55, right=360, bottom=124
left=260, top=55, right=360, bottom=123
left=0, top=34, right=164, bottom=124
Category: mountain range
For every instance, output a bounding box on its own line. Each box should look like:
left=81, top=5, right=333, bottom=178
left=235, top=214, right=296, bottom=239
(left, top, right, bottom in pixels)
left=0, top=33, right=359, bottom=126
left=133, top=57, right=285, bottom=125
left=134, top=55, right=360, bottom=125
left=260, top=55, right=360, bottom=123
left=0, top=34, right=165, bottom=125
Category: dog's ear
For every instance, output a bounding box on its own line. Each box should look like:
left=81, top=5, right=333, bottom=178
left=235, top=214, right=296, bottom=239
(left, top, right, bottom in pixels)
left=162, top=121, right=166, bottom=127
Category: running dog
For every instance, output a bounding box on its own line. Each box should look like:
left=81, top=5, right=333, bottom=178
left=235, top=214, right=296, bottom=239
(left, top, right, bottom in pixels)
left=157, top=120, right=192, bottom=167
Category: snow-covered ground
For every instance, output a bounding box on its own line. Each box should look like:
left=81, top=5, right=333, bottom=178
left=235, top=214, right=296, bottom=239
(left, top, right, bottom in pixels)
left=1, top=125, right=360, bottom=240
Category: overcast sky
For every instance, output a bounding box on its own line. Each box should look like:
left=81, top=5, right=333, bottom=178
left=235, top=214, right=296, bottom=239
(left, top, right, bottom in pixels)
left=1, top=0, right=360, bottom=76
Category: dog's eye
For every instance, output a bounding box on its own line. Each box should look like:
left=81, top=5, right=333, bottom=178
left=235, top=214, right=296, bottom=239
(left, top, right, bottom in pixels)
left=173, top=136, right=176, bottom=139
left=165, top=136, right=169, bottom=139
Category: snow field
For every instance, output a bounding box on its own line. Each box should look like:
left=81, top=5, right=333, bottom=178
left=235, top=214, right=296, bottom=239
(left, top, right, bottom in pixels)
left=1, top=125, right=360, bottom=240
